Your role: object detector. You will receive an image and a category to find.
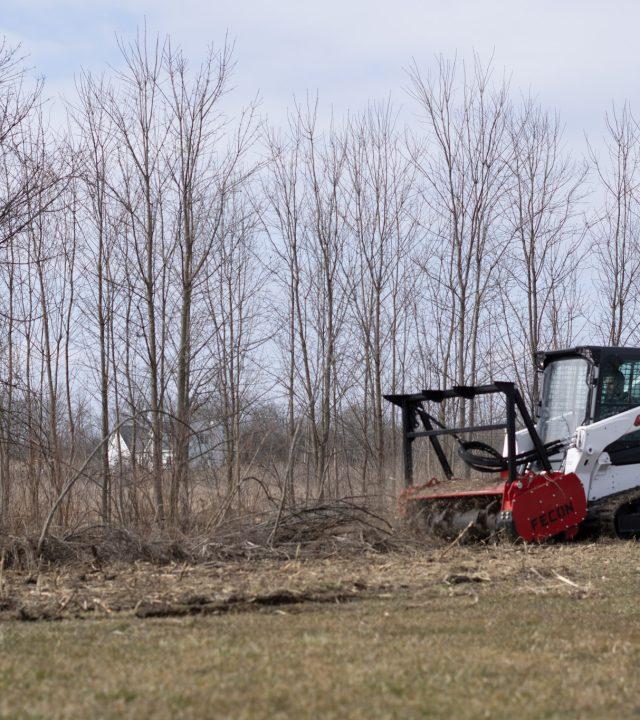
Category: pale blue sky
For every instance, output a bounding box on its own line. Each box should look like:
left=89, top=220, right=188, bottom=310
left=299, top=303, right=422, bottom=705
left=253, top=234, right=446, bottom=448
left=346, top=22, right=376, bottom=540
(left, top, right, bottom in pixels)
left=2, top=0, right=640, bottom=153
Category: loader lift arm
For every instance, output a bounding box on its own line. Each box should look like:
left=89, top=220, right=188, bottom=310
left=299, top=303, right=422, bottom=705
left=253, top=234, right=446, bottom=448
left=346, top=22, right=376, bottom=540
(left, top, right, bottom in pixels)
left=385, top=382, right=552, bottom=486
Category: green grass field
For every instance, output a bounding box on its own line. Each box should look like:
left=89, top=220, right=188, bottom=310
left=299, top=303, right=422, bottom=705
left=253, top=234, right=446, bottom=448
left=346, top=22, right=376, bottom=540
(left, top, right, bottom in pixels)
left=2, top=542, right=640, bottom=719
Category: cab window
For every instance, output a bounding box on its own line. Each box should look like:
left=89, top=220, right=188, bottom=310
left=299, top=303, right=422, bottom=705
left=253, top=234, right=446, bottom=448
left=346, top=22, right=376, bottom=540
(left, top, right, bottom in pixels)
left=599, top=358, right=640, bottom=465
left=597, top=359, right=640, bottom=420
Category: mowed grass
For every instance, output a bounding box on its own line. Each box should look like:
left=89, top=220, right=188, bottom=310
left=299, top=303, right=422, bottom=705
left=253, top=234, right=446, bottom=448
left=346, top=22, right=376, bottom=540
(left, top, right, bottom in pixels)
left=2, top=544, right=640, bottom=719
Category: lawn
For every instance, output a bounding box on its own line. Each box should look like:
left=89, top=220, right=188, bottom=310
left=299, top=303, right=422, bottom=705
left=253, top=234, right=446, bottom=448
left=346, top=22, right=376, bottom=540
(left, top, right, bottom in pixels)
left=1, top=542, right=640, bottom=719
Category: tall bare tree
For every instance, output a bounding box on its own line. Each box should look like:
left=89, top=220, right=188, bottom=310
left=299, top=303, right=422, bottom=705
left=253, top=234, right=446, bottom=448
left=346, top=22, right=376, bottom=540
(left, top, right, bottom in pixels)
left=499, top=100, right=586, bottom=406
left=102, top=30, right=172, bottom=524
left=71, top=71, right=118, bottom=524
left=341, top=101, right=419, bottom=486
left=162, top=39, right=258, bottom=523
left=206, top=191, right=267, bottom=517
left=408, top=56, right=512, bottom=427
left=265, top=101, right=349, bottom=497
left=590, top=104, right=640, bottom=345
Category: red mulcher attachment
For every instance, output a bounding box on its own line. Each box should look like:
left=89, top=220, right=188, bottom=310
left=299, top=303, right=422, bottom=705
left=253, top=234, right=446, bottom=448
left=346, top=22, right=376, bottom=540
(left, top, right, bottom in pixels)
left=504, top=471, right=587, bottom=542
left=386, top=383, right=587, bottom=542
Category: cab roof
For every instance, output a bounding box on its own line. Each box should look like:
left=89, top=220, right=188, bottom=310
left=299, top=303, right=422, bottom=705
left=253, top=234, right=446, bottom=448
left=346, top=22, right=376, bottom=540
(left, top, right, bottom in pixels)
left=535, top=346, right=640, bottom=370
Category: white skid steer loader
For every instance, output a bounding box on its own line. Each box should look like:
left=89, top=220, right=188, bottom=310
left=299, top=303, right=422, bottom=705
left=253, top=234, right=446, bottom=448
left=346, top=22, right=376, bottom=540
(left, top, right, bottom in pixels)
left=386, top=346, right=640, bottom=541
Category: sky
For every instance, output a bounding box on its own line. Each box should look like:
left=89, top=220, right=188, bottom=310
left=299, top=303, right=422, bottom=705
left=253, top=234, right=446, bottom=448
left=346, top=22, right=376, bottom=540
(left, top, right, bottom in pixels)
left=2, top=0, right=640, bottom=157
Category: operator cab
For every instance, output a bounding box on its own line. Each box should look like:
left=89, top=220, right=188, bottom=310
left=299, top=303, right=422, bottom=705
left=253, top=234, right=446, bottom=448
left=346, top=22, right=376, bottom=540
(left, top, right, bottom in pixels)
left=536, top=346, right=640, bottom=466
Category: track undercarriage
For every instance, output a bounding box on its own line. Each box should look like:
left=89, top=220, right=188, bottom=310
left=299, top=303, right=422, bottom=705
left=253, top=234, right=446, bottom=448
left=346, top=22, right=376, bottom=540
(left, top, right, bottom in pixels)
left=583, top=487, right=640, bottom=539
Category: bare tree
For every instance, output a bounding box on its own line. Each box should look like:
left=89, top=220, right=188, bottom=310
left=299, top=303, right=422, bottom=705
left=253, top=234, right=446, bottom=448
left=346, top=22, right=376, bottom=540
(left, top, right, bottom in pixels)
left=263, top=121, right=305, bottom=505
left=341, top=101, right=419, bottom=486
left=71, top=71, right=118, bottom=524
left=408, top=56, right=512, bottom=427
left=265, top=101, right=349, bottom=498
left=0, top=42, right=55, bottom=527
left=18, top=131, right=78, bottom=527
left=499, top=99, right=586, bottom=406
left=162, top=39, right=258, bottom=523
left=100, top=29, right=172, bottom=524
left=590, top=104, right=640, bottom=345
left=0, top=41, right=48, bottom=247
left=206, top=191, right=268, bottom=518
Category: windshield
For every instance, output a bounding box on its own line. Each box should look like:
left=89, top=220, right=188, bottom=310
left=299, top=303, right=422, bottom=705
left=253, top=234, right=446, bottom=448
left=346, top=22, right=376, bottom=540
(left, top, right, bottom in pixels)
left=538, top=358, right=591, bottom=443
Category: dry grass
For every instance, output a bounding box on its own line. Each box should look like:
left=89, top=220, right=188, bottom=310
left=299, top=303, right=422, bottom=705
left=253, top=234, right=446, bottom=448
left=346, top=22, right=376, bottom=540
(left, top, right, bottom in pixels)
left=1, top=496, right=400, bottom=571
left=2, top=541, right=640, bottom=718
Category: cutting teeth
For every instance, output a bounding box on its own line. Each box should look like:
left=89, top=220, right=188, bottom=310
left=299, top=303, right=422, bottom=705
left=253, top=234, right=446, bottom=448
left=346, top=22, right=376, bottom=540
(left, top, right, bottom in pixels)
left=408, top=496, right=501, bottom=541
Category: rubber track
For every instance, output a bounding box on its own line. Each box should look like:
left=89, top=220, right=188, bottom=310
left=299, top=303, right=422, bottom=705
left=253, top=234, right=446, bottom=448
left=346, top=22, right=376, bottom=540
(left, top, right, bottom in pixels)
left=583, top=486, right=640, bottom=538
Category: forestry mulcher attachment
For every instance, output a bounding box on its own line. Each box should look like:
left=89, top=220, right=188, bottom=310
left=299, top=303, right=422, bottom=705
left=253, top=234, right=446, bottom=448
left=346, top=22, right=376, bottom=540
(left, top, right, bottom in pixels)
left=385, top=346, right=640, bottom=542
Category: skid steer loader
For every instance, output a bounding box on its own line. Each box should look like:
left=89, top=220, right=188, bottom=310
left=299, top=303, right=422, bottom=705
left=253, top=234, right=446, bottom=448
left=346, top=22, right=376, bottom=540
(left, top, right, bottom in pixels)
left=385, top=346, right=640, bottom=541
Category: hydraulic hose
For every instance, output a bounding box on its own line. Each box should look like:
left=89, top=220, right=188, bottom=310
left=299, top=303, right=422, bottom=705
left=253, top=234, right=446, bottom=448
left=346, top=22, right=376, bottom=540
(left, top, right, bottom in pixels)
left=457, top=439, right=566, bottom=473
